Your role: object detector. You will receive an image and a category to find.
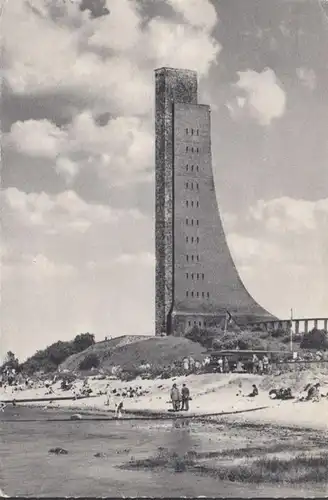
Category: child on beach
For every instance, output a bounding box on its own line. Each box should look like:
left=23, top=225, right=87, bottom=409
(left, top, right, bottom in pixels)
left=245, top=384, right=259, bottom=398
left=116, top=398, right=124, bottom=418
left=105, top=385, right=111, bottom=406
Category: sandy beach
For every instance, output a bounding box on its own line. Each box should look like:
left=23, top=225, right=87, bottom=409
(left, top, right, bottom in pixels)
left=2, top=371, right=328, bottom=430
left=1, top=371, right=328, bottom=497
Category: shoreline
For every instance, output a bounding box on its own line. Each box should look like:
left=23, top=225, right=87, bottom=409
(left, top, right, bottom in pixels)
left=15, top=400, right=271, bottom=420
left=2, top=370, right=327, bottom=431
left=2, top=404, right=327, bottom=498
left=40, top=402, right=328, bottom=431
left=15, top=402, right=327, bottom=434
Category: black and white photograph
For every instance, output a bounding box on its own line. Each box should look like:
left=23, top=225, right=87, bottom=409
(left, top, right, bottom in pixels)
left=1, top=0, right=328, bottom=497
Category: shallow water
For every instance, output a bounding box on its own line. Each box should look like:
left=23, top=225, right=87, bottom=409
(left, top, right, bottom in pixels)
left=0, top=406, right=327, bottom=497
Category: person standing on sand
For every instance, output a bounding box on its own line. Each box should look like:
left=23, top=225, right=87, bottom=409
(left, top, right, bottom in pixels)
left=263, top=355, right=269, bottom=374
left=223, top=356, right=229, bottom=373
left=183, top=357, right=189, bottom=371
left=116, top=398, right=124, bottom=418
left=170, top=383, right=180, bottom=411
left=258, top=358, right=264, bottom=375
left=252, top=354, right=259, bottom=374
left=105, top=384, right=111, bottom=406
left=181, top=384, right=190, bottom=411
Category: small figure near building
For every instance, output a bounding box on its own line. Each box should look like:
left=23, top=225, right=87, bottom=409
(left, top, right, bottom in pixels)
left=263, top=355, right=269, bottom=374
left=204, top=356, right=211, bottom=367
left=252, top=354, right=259, bottom=374
left=258, top=358, right=264, bottom=375
left=236, top=359, right=243, bottom=372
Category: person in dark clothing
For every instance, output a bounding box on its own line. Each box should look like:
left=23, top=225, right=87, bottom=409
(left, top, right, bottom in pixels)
left=306, top=383, right=321, bottom=401
left=252, top=354, right=259, bottom=374
left=246, top=384, right=259, bottom=397
left=223, top=357, right=230, bottom=373
left=181, top=384, right=190, bottom=411
left=116, top=399, right=124, bottom=418
left=170, top=383, right=181, bottom=411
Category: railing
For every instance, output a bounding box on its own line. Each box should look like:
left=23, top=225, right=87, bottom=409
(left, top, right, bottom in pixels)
left=247, top=317, right=328, bottom=334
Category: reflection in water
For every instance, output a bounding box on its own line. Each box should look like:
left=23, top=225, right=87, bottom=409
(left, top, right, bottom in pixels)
left=1, top=407, right=327, bottom=498
left=169, top=418, right=199, bottom=458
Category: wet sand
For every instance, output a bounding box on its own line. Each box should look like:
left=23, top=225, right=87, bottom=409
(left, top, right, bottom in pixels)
left=1, top=405, right=327, bottom=497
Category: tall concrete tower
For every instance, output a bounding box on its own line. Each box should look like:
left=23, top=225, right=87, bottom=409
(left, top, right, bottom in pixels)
left=155, top=67, right=276, bottom=336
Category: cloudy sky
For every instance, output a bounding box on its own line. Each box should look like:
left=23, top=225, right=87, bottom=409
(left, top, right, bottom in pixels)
left=1, top=0, right=328, bottom=361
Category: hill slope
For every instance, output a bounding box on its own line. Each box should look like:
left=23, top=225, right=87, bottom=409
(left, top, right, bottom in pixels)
left=60, top=335, right=205, bottom=372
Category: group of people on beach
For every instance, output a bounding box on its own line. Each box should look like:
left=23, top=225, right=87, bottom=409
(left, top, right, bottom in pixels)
left=251, top=354, right=270, bottom=374
left=170, top=383, right=191, bottom=411
left=215, top=354, right=270, bottom=375
left=298, top=382, right=322, bottom=402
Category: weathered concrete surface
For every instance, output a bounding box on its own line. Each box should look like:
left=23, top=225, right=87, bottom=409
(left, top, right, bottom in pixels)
left=155, top=67, right=276, bottom=336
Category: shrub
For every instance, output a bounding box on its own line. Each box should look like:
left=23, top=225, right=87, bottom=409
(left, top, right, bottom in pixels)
left=300, top=329, right=328, bottom=350
left=185, top=326, right=216, bottom=348
left=212, top=331, right=267, bottom=351
left=0, top=351, right=20, bottom=374
left=78, top=353, right=100, bottom=371
left=119, top=369, right=142, bottom=382
left=73, top=333, right=95, bottom=352
left=20, top=332, right=96, bottom=375
left=271, top=328, right=287, bottom=338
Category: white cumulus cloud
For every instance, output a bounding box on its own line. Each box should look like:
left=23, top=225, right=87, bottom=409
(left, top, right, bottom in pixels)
left=228, top=68, right=286, bottom=126
left=1, top=186, right=154, bottom=359
left=3, top=0, right=220, bottom=108
left=7, top=119, right=65, bottom=158
left=6, top=112, right=154, bottom=185
left=225, top=196, right=328, bottom=318
left=166, top=0, right=218, bottom=31
left=3, top=0, right=220, bottom=188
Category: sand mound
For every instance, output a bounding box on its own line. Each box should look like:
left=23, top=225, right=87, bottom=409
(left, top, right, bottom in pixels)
left=259, top=364, right=328, bottom=393
left=60, top=335, right=205, bottom=373
left=59, top=335, right=151, bottom=372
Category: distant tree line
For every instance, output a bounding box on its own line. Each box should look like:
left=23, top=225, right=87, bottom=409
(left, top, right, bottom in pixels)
left=0, top=351, right=20, bottom=374
left=0, top=333, right=96, bottom=375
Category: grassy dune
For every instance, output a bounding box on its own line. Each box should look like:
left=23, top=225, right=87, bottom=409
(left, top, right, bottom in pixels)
left=126, top=447, right=328, bottom=484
